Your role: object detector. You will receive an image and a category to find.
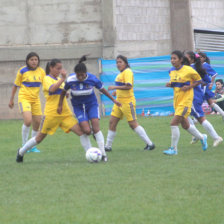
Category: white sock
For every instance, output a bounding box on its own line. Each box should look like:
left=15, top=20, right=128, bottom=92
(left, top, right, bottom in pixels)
left=19, top=137, right=37, bottom=156
left=80, top=134, right=92, bottom=152
left=31, top=130, right=38, bottom=138
left=211, top=103, right=224, bottom=116
left=94, top=131, right=106, bottom=156
left=134, top=125, right=153, bottom=145
left=202, top=120, right=219, bottom=140
left=105, top=130, right=116, bottom=148
left=22, top=124, right=30, bottom=145
left=187, top=124, right=203, bottom=140
left=171, top=126, right=180, bottom=151
left=187, top=117, right=195, bottom=125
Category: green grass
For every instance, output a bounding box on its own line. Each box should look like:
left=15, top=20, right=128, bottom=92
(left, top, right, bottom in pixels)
left=0, top=116, right=224, bottom=224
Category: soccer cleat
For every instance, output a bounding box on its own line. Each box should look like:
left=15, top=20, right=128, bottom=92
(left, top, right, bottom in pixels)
left=213, top=137, right=223, bottom=147
left=101, top=155, right=108, bottom=162
left=30, top=147, right=40, bottom=153
left=16, top=148, right=23, bottom=163
left=105, top=146, right=112, bottom=152
left=144, top=143, right=155, bottom=150
left=190, top=136, right=199, bottom=144
left=163, top=147, right=178, bottom=155
left=200, top=134, right=208, bottom=151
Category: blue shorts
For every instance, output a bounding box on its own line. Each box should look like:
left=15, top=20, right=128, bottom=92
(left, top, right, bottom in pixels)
left=203, top=85, right=215, bottom=101
left=191, top=100, right=204, bottom=118
left=73, top=103, right=100, bottom=123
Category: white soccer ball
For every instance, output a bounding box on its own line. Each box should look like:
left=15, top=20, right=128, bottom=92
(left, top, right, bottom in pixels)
left=85, top=147, right=102, bottom=163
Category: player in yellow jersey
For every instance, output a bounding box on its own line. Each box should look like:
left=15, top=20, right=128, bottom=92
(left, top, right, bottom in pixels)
left=105, top=55, right=155, bottom=151
left=16, top=59, right=91, bottom=163
left=163, top=50, right=208, bottom=155
left=9, top=52, right=45, bottom=153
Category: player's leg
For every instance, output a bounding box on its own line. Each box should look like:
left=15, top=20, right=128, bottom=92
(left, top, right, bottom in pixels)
left=123, top=101, right=155, bottom=150
left=207, top=97, right=224, bottom=119
left=16, top=132, right=47, bottom=162
left=105, top=103, right=122, bottom=151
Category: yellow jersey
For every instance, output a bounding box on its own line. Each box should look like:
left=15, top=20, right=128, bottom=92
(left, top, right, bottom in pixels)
left=169, top=65, right=201, bottom=109
left=14, top=66, right=45, bottom=101
left=43, top=75, right=72, bottom=117
left=115, top=68, right=134, bottom=101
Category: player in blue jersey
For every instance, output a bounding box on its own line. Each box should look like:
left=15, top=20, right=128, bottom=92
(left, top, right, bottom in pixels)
left=198, top=52, right=224, bottom=120
left=58, top=55, right=121, bottom=162
left=9, top=52, right=45, bottom=153
left=163, top=50, right=207, bottom=155
left=184, top=51, right=223, bottom=147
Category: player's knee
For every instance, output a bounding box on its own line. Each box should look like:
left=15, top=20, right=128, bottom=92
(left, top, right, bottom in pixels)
left=24, top=121, right=32, bottom=127
left=83, top=129, right=91, bottom=135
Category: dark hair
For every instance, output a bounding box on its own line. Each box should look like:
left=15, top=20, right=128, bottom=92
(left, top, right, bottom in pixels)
left=26, top=52, right=40, bottom=69
left=74, top=55, right=87, bottom=73
left=215, top=79, right=224, bottom=86
left=185, top=51, right=206, bottom=78
left=45, top=58, right=62, bottom=74
left=171, top=50, right=184, bottom=60
left=116, top=55, right=130, bottom=68
left=198, top=52, right=210, bottom=64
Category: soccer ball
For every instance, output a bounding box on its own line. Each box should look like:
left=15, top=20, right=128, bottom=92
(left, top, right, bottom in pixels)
left=85, top=147, right=102, bottom=163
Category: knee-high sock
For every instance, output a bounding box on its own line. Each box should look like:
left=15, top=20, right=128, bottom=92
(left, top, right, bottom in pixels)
left=80, top=134, right=92, bottom=152
left=211, top=103, right=224, bottom=116
left=19, top=137, right=37, bottom=156
left=171, top=126, right=180, bottom=151
left=22, top=124, right=30, bottom=145
left=202, top=120, right=219, bottom=140
left=31, top=130, right=38, bottom=138
left=94, top=131, right=106, bottom=156
left=105, top=130, right=116, bottom=148
left=134, top=125, right=153, bottom=145
left=187, top=124, right=203, bottom=140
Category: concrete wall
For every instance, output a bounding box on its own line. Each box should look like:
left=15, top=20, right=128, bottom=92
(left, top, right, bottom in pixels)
left=191, top=0, right=224, bottom=29
left=114, top=0, right=171, bottom=58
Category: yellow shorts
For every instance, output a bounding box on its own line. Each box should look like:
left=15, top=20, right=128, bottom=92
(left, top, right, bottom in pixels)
left=174, top=105, right=191, bottom=118
left=111, top=100, right=137, bottom=121
left=40, top=115, right=78, bottom=135
left=18, top=99, right=42, bottom=116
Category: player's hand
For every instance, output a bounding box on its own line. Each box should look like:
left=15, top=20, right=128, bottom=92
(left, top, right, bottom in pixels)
left=108, top=86, right=115, bottom=91
left=166, top=82, right=171, bottom=87
left=66, top=93, right=69, bottom=98
left=61, top=69, right=67, bottom=80
left=57, top=106, right=62, bottom=114
left=209, top=83, right=213, bottom=90
left=112, top=91, right=116, bottom=97
left=8, top=100, right=14, bottom=109
left=114, top=100, right=121, bottom=107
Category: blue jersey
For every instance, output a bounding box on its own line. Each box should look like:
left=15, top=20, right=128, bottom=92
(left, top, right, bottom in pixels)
left=64, top=72, right=103, bottom=106
left=202, top=62, right=217, bottom=79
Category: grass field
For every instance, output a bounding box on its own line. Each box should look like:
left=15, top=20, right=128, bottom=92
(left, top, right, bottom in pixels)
left=0, top=115, right=224, bottom=224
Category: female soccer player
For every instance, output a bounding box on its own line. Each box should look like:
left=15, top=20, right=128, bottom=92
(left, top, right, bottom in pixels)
left=163, top=50, right=207, bottom=155
left=184, top=51, right=223, bottom=147
left=104, top=55, right=155, bottom=152
left=9, top=52, right=45, bottom=153
left=198, top=52, right=224, bottom=119
left=58, top=55, right=121, bottom=162
left=16, top=59, right=91, bottom=163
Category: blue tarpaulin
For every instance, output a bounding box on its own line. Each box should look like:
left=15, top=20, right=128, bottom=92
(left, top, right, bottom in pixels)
left=100, top=52, right=224, bottom=116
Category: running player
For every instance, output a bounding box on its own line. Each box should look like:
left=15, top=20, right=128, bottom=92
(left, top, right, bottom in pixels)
left=163, top=50, right=207, bottom=155
left=104, top=55, right=155, bottom=152
left=16, top=59, right=91, bottom=163
left=184, top=51, right=223, bottom=147
left=58, top=55, right=121, bottom=162
left=9, top=52, right=45, bottom=153
left=198, top=52, right=224, bottom=119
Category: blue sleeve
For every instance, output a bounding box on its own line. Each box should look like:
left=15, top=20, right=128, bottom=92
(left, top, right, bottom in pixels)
left=203, top=63, right=217, bottom=77
left=202, top=74, right=211, bottom=84
left=64, top=81, right=70, bottom=91
left=94, top=76, right=103, bottom=89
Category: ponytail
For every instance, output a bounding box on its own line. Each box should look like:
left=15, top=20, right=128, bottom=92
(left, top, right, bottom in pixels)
left=74, top=55, right=88, bottom=73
